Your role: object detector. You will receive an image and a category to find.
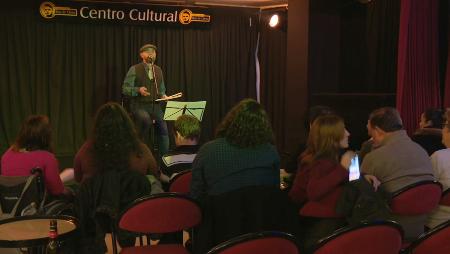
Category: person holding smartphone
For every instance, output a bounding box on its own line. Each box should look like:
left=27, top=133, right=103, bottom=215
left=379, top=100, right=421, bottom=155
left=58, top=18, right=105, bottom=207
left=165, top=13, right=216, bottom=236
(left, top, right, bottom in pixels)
left=288, top=114, right=378, bottom=253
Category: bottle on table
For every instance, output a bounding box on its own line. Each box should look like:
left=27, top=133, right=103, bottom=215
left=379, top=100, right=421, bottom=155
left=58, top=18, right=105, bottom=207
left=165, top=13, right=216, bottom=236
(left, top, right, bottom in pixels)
left=45, top=219, right=59, bottom=254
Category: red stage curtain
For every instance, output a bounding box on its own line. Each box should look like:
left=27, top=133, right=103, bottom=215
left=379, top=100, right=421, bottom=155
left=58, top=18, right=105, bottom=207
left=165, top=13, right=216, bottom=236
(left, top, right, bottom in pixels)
left=396, top=0, right=441, bottom=134
left=444, top=34, right=450, bottom=109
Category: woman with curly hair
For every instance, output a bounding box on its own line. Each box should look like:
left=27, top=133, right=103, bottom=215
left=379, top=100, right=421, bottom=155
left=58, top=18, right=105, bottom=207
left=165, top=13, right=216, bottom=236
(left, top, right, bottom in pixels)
left=74, top=102, right=158, bottom=183
left=1, top=115, right=68, bottom=196
left=190, top=98, right=279, bottom=199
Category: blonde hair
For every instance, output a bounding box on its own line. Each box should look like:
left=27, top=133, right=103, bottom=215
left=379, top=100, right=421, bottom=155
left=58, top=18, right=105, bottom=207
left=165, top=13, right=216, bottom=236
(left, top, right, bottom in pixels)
left=301, top=114, right=345, bottom=165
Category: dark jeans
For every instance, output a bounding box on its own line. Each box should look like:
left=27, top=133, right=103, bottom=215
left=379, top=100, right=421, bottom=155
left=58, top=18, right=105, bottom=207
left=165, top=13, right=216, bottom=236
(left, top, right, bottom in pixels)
left=131, top=102, right=169, bottom=156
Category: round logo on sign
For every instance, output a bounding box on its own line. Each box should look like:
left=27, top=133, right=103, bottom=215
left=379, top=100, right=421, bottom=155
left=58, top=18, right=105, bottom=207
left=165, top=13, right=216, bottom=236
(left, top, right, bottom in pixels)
left=179, top=9, right=192, bottom=25
left=40, top=2, right=56, bottom=19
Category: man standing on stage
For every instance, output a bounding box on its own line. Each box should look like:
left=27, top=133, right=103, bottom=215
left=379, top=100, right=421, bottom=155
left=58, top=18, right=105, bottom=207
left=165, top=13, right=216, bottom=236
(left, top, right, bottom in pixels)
left=122, top=44, right=169, bottom=157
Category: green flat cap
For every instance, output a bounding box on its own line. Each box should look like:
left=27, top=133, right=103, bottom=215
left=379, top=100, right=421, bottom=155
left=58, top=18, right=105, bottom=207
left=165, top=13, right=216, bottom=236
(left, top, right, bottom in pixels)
left=140, top=44, right=157, bottom=52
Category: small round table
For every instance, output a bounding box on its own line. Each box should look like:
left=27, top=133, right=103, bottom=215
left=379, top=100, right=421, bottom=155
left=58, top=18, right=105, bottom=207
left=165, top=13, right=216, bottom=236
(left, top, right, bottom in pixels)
left=0, top=215, right=78, bottom=249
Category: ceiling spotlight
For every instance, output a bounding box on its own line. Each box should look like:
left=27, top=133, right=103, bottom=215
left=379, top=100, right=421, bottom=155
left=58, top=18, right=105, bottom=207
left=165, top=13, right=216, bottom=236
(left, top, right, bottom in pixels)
left=269, top=14, right=279, bottom=28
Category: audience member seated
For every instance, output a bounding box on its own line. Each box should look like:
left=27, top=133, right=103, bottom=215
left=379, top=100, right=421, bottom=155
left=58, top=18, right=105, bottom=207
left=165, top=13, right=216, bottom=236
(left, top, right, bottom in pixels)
left=190, top=98, right=280, bottom=199
left=284, top=105, right=334, bottom=174
left=361, top=107, right=435, bottom=241
left=160, top=114, right=201, bottom=185
left=1, top=115, right=70, bottom=197
left=73, top=102, right=153, bottom=253
left=427, top=110, right=450, bottom=228
left=190, top=99, right=289, bottom=253
left=289, top=114, right=375, bottom=253
left=412, top=108, right=445, bottom=155
left=73, top=102, right=159, bottom=184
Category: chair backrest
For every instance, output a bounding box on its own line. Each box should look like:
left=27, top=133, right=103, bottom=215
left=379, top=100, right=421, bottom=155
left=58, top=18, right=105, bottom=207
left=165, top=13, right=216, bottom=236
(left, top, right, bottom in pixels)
left=206, top=231, right=299, bottom=254
left=313, top=220, right=403, bottom=254
left=439, top=188, right=450, bottom=206
left=405, top=220, right=450, bottom=254
left=118, top=192, right=202, bottom=234
left=390, top=181, right=442, bottom=216
left=168, top=170, right=192, bottom=194
left=0, top=168, right=46, bottom=219
left=194, top=185, right=298, bottom=254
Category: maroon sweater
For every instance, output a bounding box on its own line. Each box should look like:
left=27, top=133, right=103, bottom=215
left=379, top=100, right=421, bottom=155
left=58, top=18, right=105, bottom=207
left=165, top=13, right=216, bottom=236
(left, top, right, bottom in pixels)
left=289, top=159, right=348, bottom=218
left=74, top=140, right=158, bottom=183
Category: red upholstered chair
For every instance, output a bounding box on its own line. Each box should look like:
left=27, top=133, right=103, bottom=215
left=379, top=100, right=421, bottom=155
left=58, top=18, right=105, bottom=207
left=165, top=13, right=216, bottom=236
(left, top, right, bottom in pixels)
left=206, top=231, right=299, bottom=254
left=117, top=193, right=202, bottom=254
left=403, top=220, right=450, bottom=254
left=390, top=181, right=442, bottom=216
left=312, top=220, right=403, bottom=254
left=168, top=170, right=192, bottom=194
left=439, top=188, right=450, bottom=206
left=193, top=186, right=297, bottom=254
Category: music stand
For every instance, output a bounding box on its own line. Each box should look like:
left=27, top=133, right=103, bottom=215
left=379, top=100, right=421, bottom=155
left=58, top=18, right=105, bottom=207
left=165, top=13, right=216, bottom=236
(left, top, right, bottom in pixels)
left=164, top=101, right=207, bottom=121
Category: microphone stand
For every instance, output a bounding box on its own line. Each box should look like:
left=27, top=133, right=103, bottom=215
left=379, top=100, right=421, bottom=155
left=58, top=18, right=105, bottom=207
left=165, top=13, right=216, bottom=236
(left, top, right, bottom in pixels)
left=148, top=58, right=161, bottom=166
left=150, top=61, right=159, bottom=98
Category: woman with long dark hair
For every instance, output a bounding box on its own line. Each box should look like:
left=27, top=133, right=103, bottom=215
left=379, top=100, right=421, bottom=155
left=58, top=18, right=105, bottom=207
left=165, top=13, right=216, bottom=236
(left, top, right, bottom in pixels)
left=1, top=115, right=67, bottom=195
left=74, top=103, right=158, bottom=252
left=74, top=102, right=158, bottom=183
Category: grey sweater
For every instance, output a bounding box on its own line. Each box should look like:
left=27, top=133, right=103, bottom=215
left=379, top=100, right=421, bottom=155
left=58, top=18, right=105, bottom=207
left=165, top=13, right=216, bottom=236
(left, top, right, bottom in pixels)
left=361, top=130, right=434, bottom=193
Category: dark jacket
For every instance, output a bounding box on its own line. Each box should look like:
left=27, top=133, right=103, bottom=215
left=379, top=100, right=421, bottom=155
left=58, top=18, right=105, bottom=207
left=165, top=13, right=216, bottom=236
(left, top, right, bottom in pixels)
left=412, top=128, right=445, bottom=155
left=74, top=169, right=151, bottom=253
left=336, top=178, right=391, bottom=226
left=161, top=145, right=199, bottom=177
